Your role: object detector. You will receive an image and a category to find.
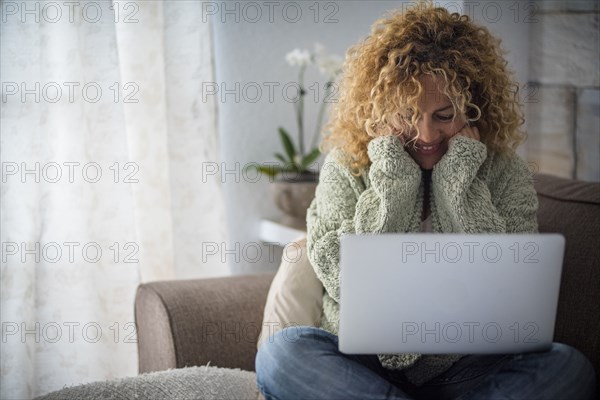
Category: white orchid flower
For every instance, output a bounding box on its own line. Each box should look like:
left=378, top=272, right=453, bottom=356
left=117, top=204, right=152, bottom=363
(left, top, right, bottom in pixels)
left=285, top=48, right=312, bottom=67
left=312, top=43, right=343, bottom=79
left=317, top=54, right=343, bottom=78
left=314, top=42, right=326, bottom=55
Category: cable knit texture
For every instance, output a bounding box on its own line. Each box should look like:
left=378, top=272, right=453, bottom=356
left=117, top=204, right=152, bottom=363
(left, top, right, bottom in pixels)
left=306, top=134, right=539, bottom=386
left=34, top=365, right=258, bottom=400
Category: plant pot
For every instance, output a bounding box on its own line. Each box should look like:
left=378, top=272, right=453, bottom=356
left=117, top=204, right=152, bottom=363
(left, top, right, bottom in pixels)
left=270, top=171, right=319, bottom=230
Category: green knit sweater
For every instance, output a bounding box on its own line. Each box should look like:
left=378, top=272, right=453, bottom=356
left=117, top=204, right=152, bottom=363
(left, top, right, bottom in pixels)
left=306, top=134, right=539, bottom=386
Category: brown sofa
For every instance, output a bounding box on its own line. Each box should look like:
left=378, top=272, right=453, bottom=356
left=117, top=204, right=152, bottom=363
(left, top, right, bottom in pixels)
left=135, top=173, right=600, bottom=395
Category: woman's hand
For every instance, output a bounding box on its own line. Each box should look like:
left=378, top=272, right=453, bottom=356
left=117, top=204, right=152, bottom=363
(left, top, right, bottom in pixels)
left=393, top=130, right=412, bottom=147
left=396, top=133, right=407, bottom=147
left=451, top=123, right=480, bottom=142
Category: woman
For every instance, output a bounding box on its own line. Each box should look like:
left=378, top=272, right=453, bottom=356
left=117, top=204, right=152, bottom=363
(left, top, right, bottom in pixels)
left=255, top=4, right=597, bottom=400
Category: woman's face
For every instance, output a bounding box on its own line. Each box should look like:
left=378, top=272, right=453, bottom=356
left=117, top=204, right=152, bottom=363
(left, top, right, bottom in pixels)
left=401, top=75, right=467, bottom=170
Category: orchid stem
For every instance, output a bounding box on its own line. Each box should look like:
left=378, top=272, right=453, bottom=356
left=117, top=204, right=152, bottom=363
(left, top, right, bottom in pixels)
left=297, top=66, right=306, bottom=158
left=311, top=81, right=332, bottom=150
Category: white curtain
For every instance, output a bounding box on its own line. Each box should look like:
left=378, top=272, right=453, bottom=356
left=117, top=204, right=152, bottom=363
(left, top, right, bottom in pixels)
left=1, top=1, right=227, bottom=398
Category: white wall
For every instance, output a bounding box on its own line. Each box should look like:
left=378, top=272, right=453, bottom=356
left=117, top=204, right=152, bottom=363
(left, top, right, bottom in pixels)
left=526, top=0, right=599, bottom=181
left=464, top=0, right=530, bottom=86
left=463, top=0, right=531, bottom=158
left=211, top=0, right=531, bottom=274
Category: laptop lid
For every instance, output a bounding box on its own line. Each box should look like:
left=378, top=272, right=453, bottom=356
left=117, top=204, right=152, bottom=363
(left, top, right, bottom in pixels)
left=338, top=233, right=565, bottom=354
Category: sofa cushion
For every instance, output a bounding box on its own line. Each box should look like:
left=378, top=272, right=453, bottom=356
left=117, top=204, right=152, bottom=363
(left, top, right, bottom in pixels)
left=34, top=365, right=259, bottom=400
left=533, top=173, right=600, bottom=385
left=257, top=236, right=324, bottom=349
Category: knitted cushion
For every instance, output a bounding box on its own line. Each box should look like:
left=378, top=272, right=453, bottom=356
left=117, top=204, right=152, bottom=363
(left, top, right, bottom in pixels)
left=34, top=365, right=258, bottom=400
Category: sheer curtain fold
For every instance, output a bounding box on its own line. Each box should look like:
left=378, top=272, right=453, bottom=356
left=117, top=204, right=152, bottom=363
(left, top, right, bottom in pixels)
left=114, top=0, right=176, bottom=283
left=0, top=1, right=226, bottom=398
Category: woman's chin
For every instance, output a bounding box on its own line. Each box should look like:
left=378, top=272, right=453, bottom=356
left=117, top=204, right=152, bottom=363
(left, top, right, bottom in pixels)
left=407, top=148, right=445, bottom=171
left=412, top=157, right=439, bottom=171
left=409, top=149, right=448, bottom=170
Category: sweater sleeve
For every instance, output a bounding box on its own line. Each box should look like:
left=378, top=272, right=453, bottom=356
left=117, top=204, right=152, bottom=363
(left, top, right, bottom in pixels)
left=431, top=135, right=539, bottom=234
left=306, top=135, right=421, bottom=304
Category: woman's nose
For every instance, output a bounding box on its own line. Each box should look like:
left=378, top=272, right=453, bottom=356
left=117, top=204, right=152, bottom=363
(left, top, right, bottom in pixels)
left=416, top=119, right=440, bottom=144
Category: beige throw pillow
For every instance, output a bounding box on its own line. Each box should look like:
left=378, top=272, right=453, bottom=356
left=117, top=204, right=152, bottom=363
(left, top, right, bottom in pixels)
left=257, top=236, right=324, bottom=349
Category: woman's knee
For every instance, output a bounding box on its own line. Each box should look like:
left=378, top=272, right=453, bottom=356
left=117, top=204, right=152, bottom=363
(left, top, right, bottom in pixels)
left=549, top=343, right=596, bottom=384
left=534, top=342, right=597, bottom=399
left=255, top=326, right=335, bottom=386
left=256, top=327, right=301, bottom=372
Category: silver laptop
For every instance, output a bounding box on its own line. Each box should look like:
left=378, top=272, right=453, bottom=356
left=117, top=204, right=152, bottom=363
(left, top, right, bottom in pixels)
left=338, top=233, right=565, bottom=354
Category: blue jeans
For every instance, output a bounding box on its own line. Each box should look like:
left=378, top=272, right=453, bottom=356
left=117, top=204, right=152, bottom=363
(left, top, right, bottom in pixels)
left=255, top=326, right=597, bottom=400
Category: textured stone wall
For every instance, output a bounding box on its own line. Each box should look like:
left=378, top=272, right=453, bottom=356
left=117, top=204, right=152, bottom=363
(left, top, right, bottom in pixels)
left=526, top=1, right=599, bottom=181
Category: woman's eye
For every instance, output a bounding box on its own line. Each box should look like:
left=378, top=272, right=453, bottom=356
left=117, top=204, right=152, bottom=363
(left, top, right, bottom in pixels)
left=437, top=114, right=454, bottom=121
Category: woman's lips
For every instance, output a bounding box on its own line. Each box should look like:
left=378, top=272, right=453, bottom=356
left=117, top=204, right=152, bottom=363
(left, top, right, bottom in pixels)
left=415, top=142, right=441, bottom=155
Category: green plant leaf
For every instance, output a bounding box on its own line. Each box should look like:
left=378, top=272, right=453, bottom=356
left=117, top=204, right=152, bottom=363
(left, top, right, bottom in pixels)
left=301, top=148, right=321, bottom=169
left=255, top=165, right=281, bottom=178
left=274, top=153, right=288, bottom=164
left=278, top=127, right=297, bottom=163
left=253, top=164, right=297, bottom=178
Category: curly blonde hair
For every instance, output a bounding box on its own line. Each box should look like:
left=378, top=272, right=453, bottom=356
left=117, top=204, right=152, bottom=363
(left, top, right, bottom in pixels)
left=321, top=3, right=526, bottom=174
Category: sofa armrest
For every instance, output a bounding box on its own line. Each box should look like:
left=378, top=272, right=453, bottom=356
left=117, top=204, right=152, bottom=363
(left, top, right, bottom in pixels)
left=135, top=272, right=275, bottom=374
